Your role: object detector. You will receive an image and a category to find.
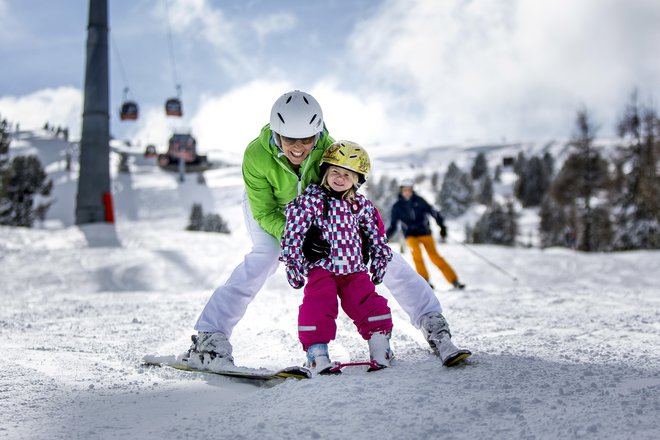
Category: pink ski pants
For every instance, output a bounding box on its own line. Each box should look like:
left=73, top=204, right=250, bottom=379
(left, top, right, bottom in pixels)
left=298, top=267, right=393, bottom=350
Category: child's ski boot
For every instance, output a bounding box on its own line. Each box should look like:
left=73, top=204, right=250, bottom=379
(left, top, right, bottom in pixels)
left=305, top=343, right=339, bottom=375
left=367, top=331, right=394, bottom=371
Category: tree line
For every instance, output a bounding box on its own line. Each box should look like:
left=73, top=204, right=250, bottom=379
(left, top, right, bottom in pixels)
left=368, top=90, right=659, bottom=252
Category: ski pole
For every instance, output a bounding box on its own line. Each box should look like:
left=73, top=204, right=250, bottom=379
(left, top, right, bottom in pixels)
left=446, top=237, right=519, bottom=282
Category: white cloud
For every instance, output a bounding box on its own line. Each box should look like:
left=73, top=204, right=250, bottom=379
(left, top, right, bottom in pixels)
left=0, top=87, right=82, bottom=137
left=165, top=0, right=234, bottom=48
left=179, top=79, right=394, bottom=161
left=347, top=0, right=660, bottom=143
left=158, top=0, right=256, bottom=80
left=252, top=12, right=297, bottom=42
left=189, top=80, right=291, bottom=160
left=310, top=80, right=391, bottom=147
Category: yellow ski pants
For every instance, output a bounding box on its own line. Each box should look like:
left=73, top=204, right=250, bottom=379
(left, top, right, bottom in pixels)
left=405, top=235, right=458, bottom=284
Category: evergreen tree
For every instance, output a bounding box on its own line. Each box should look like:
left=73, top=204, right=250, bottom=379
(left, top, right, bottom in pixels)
left=542, top=152, right=555, bottom=179
left=0, top=118, right=10, bottom=219
left=549, top=109, right=611, bottom=251
left=472, top=201, right=517, bottom=246
left=367, top=175, right=400, bottom=227
left=476, top=174, right=494, bottom=205
left=203, top=213, right=230, bottom=233
left=186, top=203, right=230, bottom=233
left=612, top=90, right=660, bottom=249
left=187, top=203, right=205, bottom=231
left=438, top=162, right=473, bottom=218
left=0, top=155, right=53, bottom=227
left=539, top=195, right=573, bottom=248
left=471, top=152, right=488, bottom=180
left=515, top=156, right=551, bottom=207
left=513, top=152, right=527, bottom=176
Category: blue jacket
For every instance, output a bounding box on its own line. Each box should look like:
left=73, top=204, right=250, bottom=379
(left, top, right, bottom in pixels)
left=386, top=192, right=445, bottom=239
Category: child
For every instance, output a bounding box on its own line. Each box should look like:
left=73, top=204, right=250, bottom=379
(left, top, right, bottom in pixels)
left=280, top=141, right=394, bottom=373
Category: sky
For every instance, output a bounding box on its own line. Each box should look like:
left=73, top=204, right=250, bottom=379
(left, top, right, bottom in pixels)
left=1, top=0, right=660, bottom=154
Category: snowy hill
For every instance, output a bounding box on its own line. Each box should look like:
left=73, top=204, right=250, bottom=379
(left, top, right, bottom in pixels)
left=1, top=131, right=659, bottom=439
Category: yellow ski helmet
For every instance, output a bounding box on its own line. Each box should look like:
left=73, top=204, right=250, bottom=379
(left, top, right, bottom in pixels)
left=320, top=140, right=371, bottom=186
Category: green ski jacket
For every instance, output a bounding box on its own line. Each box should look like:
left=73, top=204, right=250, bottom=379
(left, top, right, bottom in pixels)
left=242, top=124, right=335, bottom=239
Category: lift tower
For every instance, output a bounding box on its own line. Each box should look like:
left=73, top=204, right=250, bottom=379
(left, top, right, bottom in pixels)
left=75, top=0, right=112, bottom=224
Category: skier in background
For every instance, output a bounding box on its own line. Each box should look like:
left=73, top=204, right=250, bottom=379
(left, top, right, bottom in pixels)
left=386, top=180, right=466, bottom=290
left=280, top=141, right=394, bottom=373
left=186, top=90, right=470, bottom=368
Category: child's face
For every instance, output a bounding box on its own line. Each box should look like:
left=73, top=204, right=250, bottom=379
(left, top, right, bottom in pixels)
left=326, top=166, right=356, bottom=192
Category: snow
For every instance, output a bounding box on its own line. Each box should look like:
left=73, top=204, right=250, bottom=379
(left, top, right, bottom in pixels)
left=1, top=131, right=659, bottom=439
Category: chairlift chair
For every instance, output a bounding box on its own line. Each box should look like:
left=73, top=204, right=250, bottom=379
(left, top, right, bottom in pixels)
left=165, top=97, right=183, bottom=117
left=120, top=100, right=139, bottom=121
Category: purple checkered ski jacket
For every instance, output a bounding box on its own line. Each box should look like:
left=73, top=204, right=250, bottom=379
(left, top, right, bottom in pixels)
left=280, top=184, right=392, bottom=275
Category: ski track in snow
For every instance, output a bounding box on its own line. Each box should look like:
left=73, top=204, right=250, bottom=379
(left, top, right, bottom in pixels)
left=1, top=131, right=659, bottom=439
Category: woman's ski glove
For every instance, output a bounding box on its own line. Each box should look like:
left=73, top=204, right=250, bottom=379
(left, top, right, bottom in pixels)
left=370, top=257, right=388, bottom=285
left=285, top=262, right=306, bottom=289
left=302, top=225, right=331, bottom=263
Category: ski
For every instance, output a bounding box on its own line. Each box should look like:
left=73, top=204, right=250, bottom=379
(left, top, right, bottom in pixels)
left=142, top=355, right=312, bottom=382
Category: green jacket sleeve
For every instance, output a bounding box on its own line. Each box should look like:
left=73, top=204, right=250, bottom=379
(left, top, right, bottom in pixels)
left=242, top=156, right=287, bottom=240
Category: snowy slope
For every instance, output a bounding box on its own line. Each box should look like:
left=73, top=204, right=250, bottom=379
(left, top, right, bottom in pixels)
left=1, top=131, right=659, bottom=439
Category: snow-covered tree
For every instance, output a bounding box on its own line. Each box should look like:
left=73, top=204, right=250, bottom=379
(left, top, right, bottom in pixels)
left=203, top=213, right=230, bottom=233
left=187, top=203, right=230, bottom=233
left=539, top=195, right=573, bottom=248
left=548, top=109, right=611, bottom=251
left=187, top=203, right=205, bottom=231
left=609, top=90, right=660, bottom=250
left=0, top=155, right=53, bottom=227
left=476, top=174, right=494, bottom=205
left=367, top=175, right=400, bottom=227
left=472, top=201, right=517, bottom=246
left=471, top=152, right=489, bottom=180
left=513, top=152, right=527, bottom=177
left=0, top=118, right=10, bottom=219
left=438, top=162, right=473, bottom=218
left=515, top=155, right=552, bottom=207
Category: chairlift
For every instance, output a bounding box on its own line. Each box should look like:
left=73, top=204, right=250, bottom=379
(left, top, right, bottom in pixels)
left=120, top=101, right=139, bottom=121
left=165, top=97, right=183, bottom=117
left=119, top=87, right=139, bottom=121
left=144, top=144, right=157, bottom=157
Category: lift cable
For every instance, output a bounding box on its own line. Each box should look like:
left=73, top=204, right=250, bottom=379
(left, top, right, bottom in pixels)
left=163, top=0, right=181, bottom=97
left=111, top=35, right=134, bottom=101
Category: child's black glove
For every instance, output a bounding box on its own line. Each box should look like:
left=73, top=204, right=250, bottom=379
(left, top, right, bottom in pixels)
left=302, top=225, right=331, bottom=263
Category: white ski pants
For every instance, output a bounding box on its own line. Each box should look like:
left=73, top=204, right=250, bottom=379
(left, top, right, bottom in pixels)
left=194, top=193, right=442, bottom=338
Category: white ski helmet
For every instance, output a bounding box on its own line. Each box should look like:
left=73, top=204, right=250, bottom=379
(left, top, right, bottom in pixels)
left=270, top=90, right=324, bottom=140
left=400, top=179, right=415, bottom=189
